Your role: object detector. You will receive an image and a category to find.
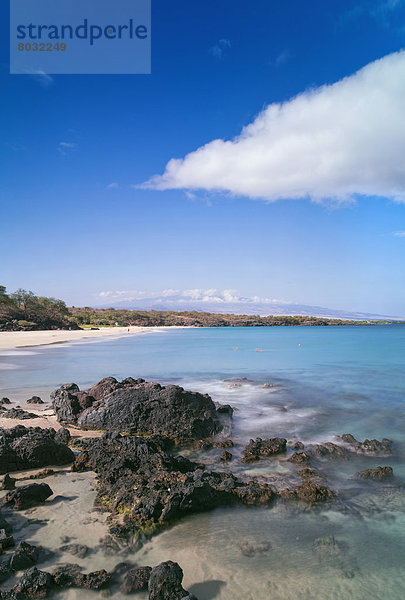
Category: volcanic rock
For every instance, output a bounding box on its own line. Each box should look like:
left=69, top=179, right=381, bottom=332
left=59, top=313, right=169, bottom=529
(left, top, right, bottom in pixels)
left=10, top=542, right=39, bottom=571
left=0, top=561, right=13, bottom=584
left=51, top=377, right=225, bottom=440
left=341, top=434, right=392, bottom=456
left=242, top=437, right=287, bottom=463
left=2, top=474, right=16, bottom=490
left=4, top=483, right=53, bottom=510
left=238, top=540, right=271, bottom=557
left=60, top=544, right=91, bottom=558
left=0, top=426, right=74, bottom=474
left=354, top=466, right=393, bottom=480
left=0, top=529, right=14, bottom=551
left=26, top=397, right=44, bottom=405
left=288, top=451, right=311, bottom=464
left=13, top=567, right=53, bottom=598
left=280, top=481, right=334, bottom=504
left=52, top=563, right=111, bottom=589
left=54, top=428, right=70, bottom=445
left=307, top=442, right=350, bottom=460
left=71, top=434, right=275, bottom=537
left=120, top=566, right=152, bottom=594
left=148, top=561, right=197, bottom=600
left=1, top=409, right=39, bottom=420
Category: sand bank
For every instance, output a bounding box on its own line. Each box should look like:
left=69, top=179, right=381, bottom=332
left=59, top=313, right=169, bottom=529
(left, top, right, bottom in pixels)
left=0, top=325, right=184, bottom=351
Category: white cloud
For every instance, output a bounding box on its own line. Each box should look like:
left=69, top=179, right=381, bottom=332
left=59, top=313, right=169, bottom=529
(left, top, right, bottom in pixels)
left=106, top=182, right=119, bottom=189
left=210, top=38, right=231, bottom=59
left=143, top=50, right=405, bottom=204
left=393, top=230, right=405, bottom=236
left=273, top=49, right=291, bottom=67
left=97, top=288, right=288, bottom=306
left=20, top=69, right=54, bottom=87
left=58, top=141, right=77, bottom=155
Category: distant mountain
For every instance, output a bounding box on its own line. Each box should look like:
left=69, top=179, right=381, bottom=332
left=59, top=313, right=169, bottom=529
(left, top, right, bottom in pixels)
left=95, top=293, right=403, bottom=321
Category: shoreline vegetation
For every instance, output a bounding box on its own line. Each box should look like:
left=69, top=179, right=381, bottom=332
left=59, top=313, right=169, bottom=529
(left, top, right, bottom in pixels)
left=1, top=286, right=403, bottom=334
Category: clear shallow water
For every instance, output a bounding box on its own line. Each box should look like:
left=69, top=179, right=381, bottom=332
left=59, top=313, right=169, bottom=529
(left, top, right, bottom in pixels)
left=1, top=326, right=405, bottom=599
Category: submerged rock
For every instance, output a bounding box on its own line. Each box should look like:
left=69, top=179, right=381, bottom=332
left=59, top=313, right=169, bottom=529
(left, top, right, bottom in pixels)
left=51, top=377, right=225, bottom=440
left=0, top=426, right=74, bottom=475
left=355, top=466, right=393, bottom=480
left=148, top=561, right=197, bottom=600
left=242, top=437, right=287, bottom=463
left=313, top=535, right=359, bottom=578
left=4, top=483, right=53, bottom=510
left=59, top=543, right=91, bottom=559
left=120, top=566, right=152, bottom=594
left=238, top=539, right=271, bottom=557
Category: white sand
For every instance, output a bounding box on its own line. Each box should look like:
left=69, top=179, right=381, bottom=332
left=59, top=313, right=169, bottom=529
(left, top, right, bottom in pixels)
left=0, top=326, right=185, bottom=351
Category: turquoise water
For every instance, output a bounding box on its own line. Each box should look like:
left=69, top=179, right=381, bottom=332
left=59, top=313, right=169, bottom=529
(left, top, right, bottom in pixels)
left=1, top=325, right=405, bottom=599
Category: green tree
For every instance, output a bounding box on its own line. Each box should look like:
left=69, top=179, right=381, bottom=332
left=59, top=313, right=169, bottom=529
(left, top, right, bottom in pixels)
left=10, top=289, right=38, bottom=320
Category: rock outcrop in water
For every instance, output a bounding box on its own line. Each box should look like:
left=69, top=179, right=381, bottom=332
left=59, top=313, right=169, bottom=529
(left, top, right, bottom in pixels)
left=72, top=432, right=276, bottom=538
left=241, top=437, right=287, bottom=463
left=280, top=480, right=334, bottom=504
left=51, top=377, right=226, bottom=440
left=354, top=466, right=393, bottom=480
left=340, top=434, right=393, bottom=456
left=0, top=426, right=74, bottom=475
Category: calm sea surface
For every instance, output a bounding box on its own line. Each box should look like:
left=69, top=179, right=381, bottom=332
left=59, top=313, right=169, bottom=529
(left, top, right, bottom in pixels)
left=1, top=325, right=405, bottom=599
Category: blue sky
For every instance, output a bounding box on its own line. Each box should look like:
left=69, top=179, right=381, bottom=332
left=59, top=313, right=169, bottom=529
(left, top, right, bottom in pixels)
left=1, top=0, right=405, bottom=315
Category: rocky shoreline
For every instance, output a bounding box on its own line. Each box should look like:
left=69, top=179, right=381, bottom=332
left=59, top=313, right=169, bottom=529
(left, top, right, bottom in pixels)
left=0, top=376, right=396, bottom=599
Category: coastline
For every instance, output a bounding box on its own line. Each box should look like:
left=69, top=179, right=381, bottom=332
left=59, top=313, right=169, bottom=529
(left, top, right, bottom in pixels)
left=0, top=325, right=189, bottom=352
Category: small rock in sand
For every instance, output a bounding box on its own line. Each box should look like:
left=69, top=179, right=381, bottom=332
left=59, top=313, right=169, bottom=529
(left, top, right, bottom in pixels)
left=27, top=396, right=44, bottom=405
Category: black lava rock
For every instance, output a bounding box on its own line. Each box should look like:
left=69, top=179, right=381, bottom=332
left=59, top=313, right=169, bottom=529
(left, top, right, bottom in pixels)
left=51, top=377, right=225, bottom=440
left=4, top=483, right=53, bottom=510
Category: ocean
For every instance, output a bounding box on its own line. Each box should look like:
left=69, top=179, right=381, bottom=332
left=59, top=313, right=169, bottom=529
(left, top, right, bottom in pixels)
left=1, top=325, right=405, bottom=599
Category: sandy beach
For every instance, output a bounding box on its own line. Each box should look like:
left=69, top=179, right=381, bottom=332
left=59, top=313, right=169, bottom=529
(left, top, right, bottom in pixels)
left=0, top=326, right=180, bottom=352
